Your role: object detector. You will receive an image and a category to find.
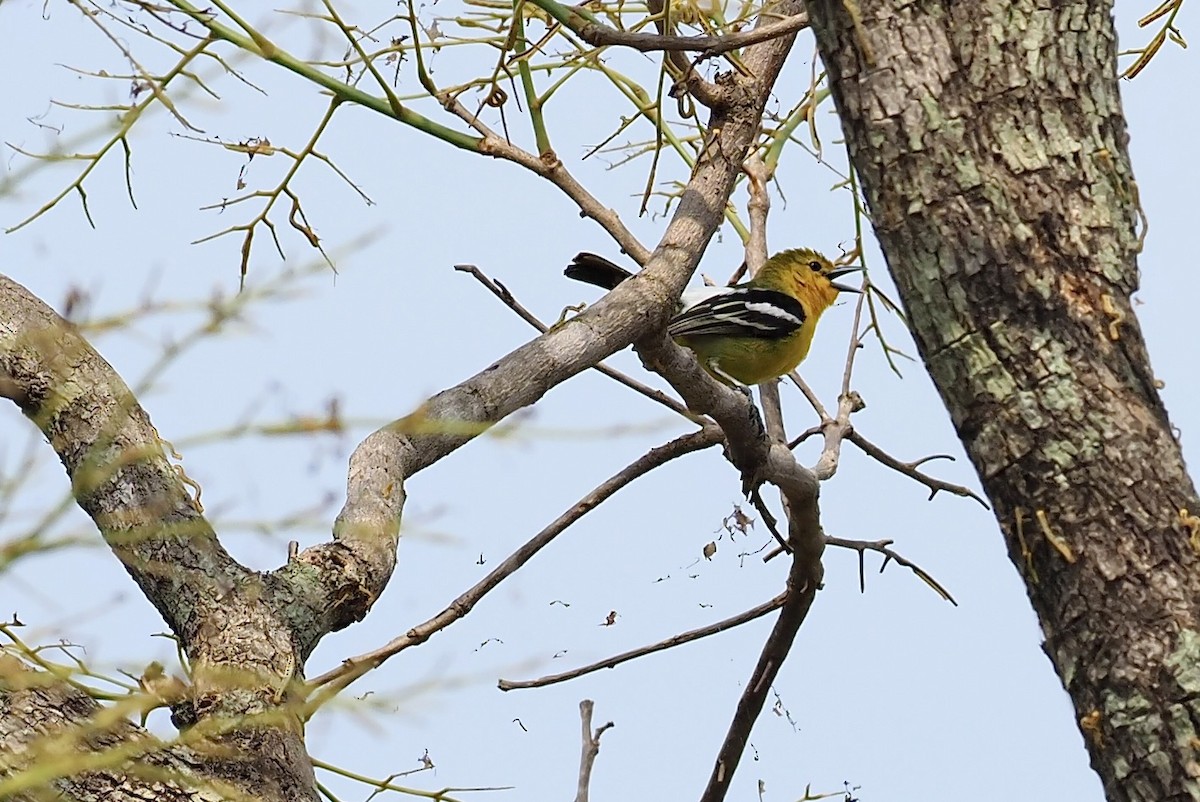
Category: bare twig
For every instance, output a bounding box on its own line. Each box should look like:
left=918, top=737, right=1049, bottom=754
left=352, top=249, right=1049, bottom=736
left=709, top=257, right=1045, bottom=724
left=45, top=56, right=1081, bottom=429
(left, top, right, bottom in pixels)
left=825, top=536, right=957, bottom=605
left=528, top=0, right=809, bottom=56
left=785, top=424, right=822, bottom=449
left=743, top=155, right=772, bottom=272
left=574, top=700, right=614, bottom=802
left=385, top=18, right=651, bottom=264
left=742, top=154, right=794, bottom=552
left=747, top=485, right=788, bottom=553
left=498, top=592, right=786, bottom=691
left=305, top=425, right=724, bottom=699
left=454, top=263, right=697, bottom=420
left=845, top=430, right=989, bottom=508
left=786, top=371, right=829, bottom=420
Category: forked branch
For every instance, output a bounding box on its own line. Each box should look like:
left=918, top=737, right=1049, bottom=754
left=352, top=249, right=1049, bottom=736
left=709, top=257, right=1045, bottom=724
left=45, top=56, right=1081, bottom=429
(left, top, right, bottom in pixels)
left=574, top=700, right=614, bottom=802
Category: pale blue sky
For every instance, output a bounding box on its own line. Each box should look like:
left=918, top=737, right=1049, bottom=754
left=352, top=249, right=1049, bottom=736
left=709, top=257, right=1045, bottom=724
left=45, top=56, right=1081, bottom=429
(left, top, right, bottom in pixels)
left=1, top=2, right=1196, bottom=800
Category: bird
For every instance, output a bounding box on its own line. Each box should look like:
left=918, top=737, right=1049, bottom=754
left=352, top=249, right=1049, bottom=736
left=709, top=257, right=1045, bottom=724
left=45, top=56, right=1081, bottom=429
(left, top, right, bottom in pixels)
left=564, top=248, right=861, bottom=387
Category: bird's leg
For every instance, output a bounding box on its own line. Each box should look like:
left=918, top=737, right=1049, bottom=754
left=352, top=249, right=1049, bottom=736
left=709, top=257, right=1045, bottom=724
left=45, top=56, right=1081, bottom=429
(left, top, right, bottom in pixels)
left=706, top=358, right=753, bottom=398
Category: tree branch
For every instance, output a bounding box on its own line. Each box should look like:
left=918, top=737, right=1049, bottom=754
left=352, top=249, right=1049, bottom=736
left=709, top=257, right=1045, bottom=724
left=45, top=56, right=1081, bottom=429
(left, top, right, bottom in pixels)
left=498, top=592, right=786, bottom=691
left=454, top=262, right=696, bottom=420
left=529, top=1, right=809, bottom=56
left=573, top=700, right=614, bottom=802
left=0, top=658, right=233, bottom=801
left=825, top=536, right=957, bottom=605
left=0, top=275, right=240, bottom=636
left=844, top=430, right=989, bottom=508
left=699, top=540, right=819, bottom=802
left=305, top=425, right=724, bottom=698
left=0, top=276, right=322, bottom=800
left=287, top=0, right=804, bottom=653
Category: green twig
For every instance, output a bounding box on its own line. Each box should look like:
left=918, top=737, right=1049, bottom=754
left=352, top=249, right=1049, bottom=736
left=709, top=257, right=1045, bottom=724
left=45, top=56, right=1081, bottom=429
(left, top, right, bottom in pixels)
left=163, top=0, right=481, bottom=151
left=512, top=0, right=553, bottom=155
left=5, top=38, right=210, bottom=233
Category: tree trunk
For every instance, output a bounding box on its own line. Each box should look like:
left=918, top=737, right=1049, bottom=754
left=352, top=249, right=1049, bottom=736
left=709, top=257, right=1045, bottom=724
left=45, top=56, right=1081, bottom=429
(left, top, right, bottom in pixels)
left=805, top=1, right=1200, bottom=799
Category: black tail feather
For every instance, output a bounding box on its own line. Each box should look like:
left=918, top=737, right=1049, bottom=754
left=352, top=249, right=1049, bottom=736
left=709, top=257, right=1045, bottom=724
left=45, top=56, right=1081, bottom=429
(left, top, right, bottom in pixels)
left=564, top=252, right=635, bottom=291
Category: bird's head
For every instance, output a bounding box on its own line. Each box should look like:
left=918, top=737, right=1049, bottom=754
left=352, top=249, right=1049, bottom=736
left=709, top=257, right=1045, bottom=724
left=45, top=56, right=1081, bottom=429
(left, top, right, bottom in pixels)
left=763, top=248, right=863, bottom=315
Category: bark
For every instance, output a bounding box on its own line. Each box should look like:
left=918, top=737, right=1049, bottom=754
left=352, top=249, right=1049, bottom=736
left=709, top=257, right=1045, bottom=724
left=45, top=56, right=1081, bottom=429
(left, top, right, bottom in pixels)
left=0, top=659, right=233, bottom=801
left=805, top=1, right=1200, bottom=799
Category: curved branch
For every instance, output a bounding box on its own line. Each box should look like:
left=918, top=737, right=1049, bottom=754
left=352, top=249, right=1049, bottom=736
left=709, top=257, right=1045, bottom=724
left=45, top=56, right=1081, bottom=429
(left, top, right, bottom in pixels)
left=0, top=276, right=242, bottom=636
left=0, top=278, right=316, bottom=798
left=845, top=429, right=988, bottom=507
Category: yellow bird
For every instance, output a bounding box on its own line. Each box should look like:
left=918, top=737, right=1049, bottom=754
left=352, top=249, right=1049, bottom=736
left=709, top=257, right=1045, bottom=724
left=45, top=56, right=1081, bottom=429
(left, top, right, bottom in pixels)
left=565, top=249, right=861, bottom=387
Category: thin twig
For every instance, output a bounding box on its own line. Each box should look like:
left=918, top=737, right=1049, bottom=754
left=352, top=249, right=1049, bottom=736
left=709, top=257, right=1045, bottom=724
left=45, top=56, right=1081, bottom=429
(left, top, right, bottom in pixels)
left=825, top=536, right=957, bottom=605
left=311, top=757, right=512, bottom=802
left=454, top=263, right=698, bottom=420
left=785, top=424, right=822, bottom=449
left=498, top=592, right=786, bottom=691
left=414, top=48, right=650, bottom=263
left=786, top=371, right=828, bottom=420
left=528, top=0, right=809, bottom=56
left=807, top=288, right=869, bottom=481
left=747, top=486, right=788, bottom=554
left=305, top=426, right=723, bottom=698
left=574, top=700, right=614, bottom=802
left=845, top=430, right=989, bottom=508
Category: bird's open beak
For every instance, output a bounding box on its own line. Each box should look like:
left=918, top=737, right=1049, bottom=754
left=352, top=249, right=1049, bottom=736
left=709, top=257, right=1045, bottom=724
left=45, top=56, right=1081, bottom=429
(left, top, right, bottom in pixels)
left=827, top=265, right=864, bottom=294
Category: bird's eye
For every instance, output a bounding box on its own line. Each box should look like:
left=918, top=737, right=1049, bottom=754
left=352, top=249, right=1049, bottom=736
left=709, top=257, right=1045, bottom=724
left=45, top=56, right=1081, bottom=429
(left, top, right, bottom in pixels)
left=808, top=260, right=823, bottom=272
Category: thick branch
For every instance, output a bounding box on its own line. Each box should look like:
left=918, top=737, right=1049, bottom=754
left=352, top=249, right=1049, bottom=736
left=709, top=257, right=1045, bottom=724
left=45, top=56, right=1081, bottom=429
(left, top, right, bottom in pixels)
left=0, top=660, right=232, bottom=801
left=0, top=279, right=318, bottom=800
left=0, top=276, right=241, bottom=636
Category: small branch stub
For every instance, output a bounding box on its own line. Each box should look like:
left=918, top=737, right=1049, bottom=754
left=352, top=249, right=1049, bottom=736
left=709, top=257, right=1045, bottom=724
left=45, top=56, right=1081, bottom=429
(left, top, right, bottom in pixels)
left=575, top=699, right=614, bottom=802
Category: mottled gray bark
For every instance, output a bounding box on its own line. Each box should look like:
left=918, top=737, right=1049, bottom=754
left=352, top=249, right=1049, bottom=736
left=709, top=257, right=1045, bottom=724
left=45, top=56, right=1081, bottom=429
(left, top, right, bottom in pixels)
left=0, top=659, right=225, bottom=801
left=805, top=1, right=1200, bottom=799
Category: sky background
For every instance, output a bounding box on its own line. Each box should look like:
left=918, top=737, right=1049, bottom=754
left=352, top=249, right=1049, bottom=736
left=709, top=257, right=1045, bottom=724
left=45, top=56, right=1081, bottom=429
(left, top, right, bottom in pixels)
left=1, top=2, right=1196, bottom=800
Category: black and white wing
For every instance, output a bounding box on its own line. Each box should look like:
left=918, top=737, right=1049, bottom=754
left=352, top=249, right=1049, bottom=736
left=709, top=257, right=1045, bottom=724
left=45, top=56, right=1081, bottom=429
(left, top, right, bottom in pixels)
left=667, top=286, right=807, bottom=340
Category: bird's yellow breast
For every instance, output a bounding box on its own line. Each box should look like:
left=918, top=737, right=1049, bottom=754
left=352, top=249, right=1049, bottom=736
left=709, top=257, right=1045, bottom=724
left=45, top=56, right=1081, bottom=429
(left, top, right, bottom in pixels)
left=675, top=322, right=818, bottom=386
left=671, top=248, right=846, bottom=386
